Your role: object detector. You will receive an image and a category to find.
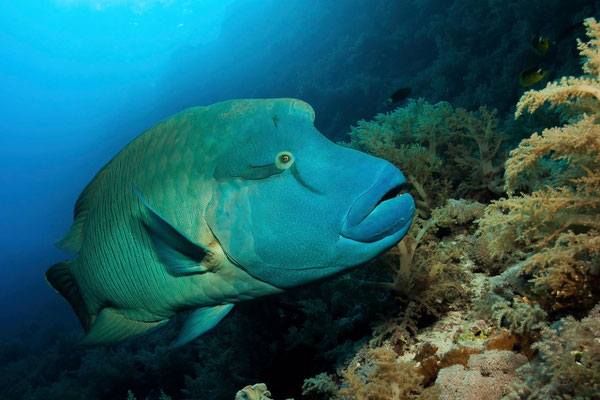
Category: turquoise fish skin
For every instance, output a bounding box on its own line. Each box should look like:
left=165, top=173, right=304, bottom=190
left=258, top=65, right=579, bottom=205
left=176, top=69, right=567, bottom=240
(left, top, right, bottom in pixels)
left=46, top=98, right=415, bottom=346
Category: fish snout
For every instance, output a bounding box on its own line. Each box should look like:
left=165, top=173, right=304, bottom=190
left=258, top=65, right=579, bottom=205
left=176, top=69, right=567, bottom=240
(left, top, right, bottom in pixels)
left=341, top=164, right=415, bottom=243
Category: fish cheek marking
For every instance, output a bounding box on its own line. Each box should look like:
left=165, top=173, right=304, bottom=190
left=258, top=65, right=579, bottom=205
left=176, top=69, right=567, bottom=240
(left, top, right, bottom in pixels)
left=233, top=164, right=283, bottom=180
left=232, top=151, right=292, bottom=181
left=290, top=164, right=322, bottom=195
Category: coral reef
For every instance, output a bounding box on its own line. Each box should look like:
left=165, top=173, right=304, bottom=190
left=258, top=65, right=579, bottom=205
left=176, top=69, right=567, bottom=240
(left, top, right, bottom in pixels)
left=301, top=373, right=340, bottom=400
left=127, top=389, right=172, bottom=400
left=0, top=321, right=194, bottom=400
left=485, top=291, right=547, bottom=336
left=478, top=17, right=600, bottom=314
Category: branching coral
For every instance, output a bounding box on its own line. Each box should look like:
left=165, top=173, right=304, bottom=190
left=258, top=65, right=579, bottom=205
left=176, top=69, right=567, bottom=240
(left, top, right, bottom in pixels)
left=478, top=17, right=600, bottom=313
left=301, top=373, right=340, bottom=399
left=487, top=293, right=547, bottom=336
left=477, top=264, right=548, bottom=337
left=504, top=115, right=600, bottom=194
left=447, top=107, right=506, bottom=196
left=364, top=200, right=480, bottom=344
left=344, top=99, right=506, bottom=217
left=337, top=347, right=438, bottom=400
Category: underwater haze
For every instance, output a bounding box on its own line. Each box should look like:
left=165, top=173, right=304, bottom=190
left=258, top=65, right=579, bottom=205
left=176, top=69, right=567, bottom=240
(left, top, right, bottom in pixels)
left=0, top=0, right=233, bottom=336
left=1, top=0, right=599, bottom=399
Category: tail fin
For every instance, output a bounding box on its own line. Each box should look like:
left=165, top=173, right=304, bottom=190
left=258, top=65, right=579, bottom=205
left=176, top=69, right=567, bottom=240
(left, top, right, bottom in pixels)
left=45, top=260, right=92, bottom=332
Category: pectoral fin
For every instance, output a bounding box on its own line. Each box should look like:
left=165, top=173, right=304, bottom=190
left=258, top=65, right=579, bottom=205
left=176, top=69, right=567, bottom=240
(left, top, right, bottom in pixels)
left=81, top=307, right=168, bottom=345
left=133, top=185, right=212, bottom=276
left=170, top=304, right=234, bottom=348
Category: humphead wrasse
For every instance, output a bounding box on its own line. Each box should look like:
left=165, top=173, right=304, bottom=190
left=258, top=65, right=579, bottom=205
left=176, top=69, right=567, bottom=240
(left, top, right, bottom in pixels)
left=46, top=99, right=415, bottom=347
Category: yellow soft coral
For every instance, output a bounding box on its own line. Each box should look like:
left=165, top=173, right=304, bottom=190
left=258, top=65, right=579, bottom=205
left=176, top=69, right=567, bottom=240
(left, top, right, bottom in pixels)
left=338, top=347, right=437, bottom=400
left=478, top=18, right=600, bottom=312
left=505, top=115, right=600, bottom=193
left=363, top=200, right=479, bottom=343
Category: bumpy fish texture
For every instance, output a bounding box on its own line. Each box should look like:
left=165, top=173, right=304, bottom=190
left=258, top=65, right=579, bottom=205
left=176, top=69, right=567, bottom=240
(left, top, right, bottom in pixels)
left=46, top=98, right=415, bottom=347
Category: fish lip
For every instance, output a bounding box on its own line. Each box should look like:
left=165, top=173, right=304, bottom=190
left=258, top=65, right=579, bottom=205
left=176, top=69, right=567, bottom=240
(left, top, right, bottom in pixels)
left=339, top=194, right=414, bottom=243
left=340, top=164, right=414, bottom=243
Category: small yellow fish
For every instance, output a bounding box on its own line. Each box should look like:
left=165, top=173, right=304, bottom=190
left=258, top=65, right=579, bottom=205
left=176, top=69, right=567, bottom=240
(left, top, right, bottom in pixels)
left=530, top=35, right=549, bottom=56
left=519, top=66, right=548, bottom=87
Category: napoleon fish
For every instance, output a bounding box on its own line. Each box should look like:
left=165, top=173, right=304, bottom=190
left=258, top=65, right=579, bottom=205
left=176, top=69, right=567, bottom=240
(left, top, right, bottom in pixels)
left=46, top=98, right=415, bottom=347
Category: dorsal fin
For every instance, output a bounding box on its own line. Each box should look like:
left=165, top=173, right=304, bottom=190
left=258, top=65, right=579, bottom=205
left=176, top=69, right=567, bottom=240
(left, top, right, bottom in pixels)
left=45, top=260, right=92, bottom=331
left=81, top=307, right=168, bottom=345
left=56, top=168, right=106, bottom=254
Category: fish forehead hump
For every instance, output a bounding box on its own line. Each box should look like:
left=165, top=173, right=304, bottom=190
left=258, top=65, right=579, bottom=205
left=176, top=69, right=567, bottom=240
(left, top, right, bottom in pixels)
left=212, top=98, right=315, bottom=125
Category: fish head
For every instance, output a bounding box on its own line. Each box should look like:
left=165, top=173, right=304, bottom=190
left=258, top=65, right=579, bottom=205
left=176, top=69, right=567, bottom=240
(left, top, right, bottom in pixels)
left=206, top=99, right=415, bottom=289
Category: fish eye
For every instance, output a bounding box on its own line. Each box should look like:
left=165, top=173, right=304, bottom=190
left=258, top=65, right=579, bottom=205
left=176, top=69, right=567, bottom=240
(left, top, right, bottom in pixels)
left=276, top=151, right=293, bottom=169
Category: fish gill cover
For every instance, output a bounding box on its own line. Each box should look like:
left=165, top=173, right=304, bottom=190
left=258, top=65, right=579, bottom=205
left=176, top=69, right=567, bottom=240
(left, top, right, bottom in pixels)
left=0, top=1, right=599, bottom=400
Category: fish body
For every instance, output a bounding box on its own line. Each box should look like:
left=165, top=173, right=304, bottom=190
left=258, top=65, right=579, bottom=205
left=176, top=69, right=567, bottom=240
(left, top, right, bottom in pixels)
left=384, top=87, right=411, bottom=105
left=529, top=22, right=585, bottom=57
left=519, top=66, right=548, bottom=87
left=47, top=98, right=415, bottom=347
left=530, top=34, right=549, bottom=56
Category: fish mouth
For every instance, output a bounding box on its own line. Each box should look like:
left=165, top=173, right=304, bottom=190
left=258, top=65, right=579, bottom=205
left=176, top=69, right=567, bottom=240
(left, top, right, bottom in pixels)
left=340, top=164, right=415, bottom=243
